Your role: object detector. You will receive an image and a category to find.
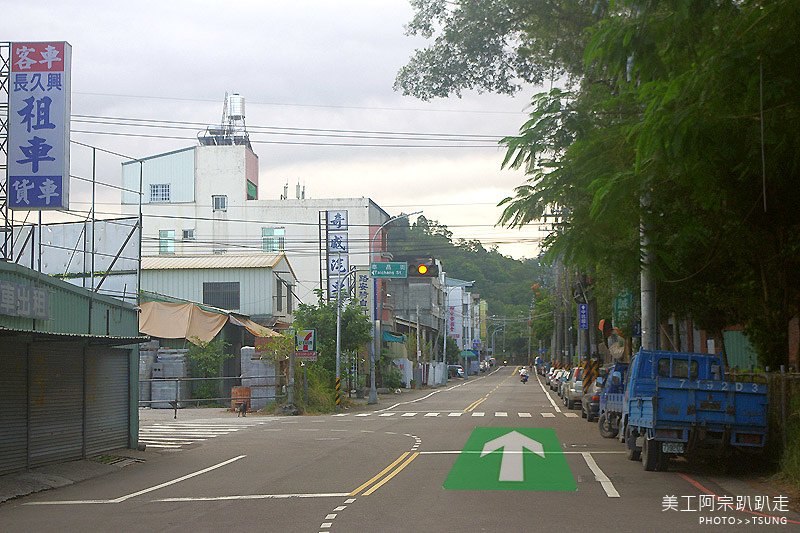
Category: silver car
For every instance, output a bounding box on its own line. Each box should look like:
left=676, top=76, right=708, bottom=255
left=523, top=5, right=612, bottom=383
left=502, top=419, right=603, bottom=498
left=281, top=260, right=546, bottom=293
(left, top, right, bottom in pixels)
left=562, top=367, right=584, bottom=409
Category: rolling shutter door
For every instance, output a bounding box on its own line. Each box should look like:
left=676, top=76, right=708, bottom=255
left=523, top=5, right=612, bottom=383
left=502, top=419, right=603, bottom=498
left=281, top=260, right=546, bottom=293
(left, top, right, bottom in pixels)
left=85, top=348, right=130, bottom=455
left=0, top=342, right=28, bottom=475
left=28, top=343, right=84, bottom=467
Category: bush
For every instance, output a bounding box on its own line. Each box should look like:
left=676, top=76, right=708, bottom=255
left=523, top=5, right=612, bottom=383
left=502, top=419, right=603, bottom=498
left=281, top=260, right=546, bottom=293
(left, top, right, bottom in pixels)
left=381, top=365, right=403, bottom=389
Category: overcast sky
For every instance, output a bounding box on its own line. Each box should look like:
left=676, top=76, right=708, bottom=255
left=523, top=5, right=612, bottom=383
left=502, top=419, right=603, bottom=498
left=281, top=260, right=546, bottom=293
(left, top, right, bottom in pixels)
left=2, top=0, right=545, bottom=259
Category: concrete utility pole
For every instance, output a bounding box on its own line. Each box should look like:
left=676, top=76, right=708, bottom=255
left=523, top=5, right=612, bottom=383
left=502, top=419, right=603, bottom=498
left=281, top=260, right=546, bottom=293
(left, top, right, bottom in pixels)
left=640, top=191, right=657, bottom=350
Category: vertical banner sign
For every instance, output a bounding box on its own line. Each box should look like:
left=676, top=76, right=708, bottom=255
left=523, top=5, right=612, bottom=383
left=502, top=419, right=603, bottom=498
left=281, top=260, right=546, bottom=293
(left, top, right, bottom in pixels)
left=578, top=303, right=588, bottom=330
left=326, top=210, right=349, bottom=300
left=356, top=269, right=371, bottom=317
left=9, top=42, right=71, bottom=210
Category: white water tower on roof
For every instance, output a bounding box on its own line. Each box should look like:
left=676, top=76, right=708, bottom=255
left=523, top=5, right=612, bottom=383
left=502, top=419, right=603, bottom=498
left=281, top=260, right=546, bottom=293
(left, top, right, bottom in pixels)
left=198, top=92, right=251, bottom=148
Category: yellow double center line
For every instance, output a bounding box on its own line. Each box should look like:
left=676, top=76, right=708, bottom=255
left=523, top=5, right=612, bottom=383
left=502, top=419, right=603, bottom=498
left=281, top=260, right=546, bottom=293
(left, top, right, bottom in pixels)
left=349, top=451, right=420, bottom=496
left=464, top=396, right=488, bottom=412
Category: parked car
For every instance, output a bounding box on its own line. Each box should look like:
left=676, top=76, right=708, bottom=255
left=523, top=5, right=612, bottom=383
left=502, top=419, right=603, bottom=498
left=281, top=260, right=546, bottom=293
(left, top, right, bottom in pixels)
left=562, top=367, right=584, bottom=409
left=553, top=369, right=568, bottom=392
left=448, top=364, right=465, bottom=378
left=549, top=369, right=563, bottom=391
left=581, top=381, right=603, bottom=422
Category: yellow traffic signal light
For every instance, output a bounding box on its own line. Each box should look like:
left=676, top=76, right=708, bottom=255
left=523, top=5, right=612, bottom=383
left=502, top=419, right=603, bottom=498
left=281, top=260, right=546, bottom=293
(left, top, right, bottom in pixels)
left=417, top=264, right=428, bottom=275
left=409, top=259, right=439, bottom=277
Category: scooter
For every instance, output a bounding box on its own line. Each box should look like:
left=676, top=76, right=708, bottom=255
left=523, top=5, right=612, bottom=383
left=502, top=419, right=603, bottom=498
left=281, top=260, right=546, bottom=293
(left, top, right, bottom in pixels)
left=520, top=373, right=529, bottom=384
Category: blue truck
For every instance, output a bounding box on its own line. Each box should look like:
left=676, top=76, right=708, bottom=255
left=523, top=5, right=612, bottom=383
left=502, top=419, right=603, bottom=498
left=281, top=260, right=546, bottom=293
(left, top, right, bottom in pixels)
left=621, top=349, right=768, bottom=471
left=596, top=362, right=628, bottom=438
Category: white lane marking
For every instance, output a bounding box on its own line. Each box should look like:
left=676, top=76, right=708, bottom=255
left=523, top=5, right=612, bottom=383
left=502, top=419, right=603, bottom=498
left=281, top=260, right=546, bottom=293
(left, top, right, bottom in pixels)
left=321, top=523, right=333, bottom=529
left=379, top=413, right=395, bottom=417
left=333, top=413, right=348, bottom=417
left=354, top=414, right=371, bottom=417
left=299, top=429, right=319, bottom=432
left=376, top=390, right=442, bottom=413
left=315, top=438, right=341, bottom=441
left=535, top=374, right=562, bottom=413
left=564, top=413, right=579, bottom=418
left=471, top=412, right=485, bottom=417
left=333, top=506, right=347, bottom=511
left=495, top=412, right=508, bottom=417
left=581, top=452, right=621, bottom=498
left=155, top=493, right=351, bottom=502
left=448, top=412, right=463, bottom=417
left=325, top=514, right=337, bottom=520
left=345, top=498, right=356, bottom=504
left=541, top=413, right=556, bottom=418
left=401, top=412, right=417, bottom=417
left=140, top=444, right=182, bottom=449
left=424, top=412, right=440, bottom=417
left=331, top=429, right=348, bottom=432
left=518, top=412, right=532, bottom=418
left=26, top=455, right=248, bottom=505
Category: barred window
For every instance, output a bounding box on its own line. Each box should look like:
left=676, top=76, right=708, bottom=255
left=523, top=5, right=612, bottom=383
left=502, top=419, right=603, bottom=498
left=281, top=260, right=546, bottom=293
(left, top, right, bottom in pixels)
left=150, top=183, right=170, bottom=203
left=203, top=282, right=240, bottom=310
left=212, top=195, right=228, bottom=212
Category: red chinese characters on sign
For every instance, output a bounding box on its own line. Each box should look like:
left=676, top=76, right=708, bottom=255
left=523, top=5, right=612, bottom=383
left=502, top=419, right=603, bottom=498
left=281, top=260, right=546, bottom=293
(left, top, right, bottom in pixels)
left=12, top=42, right=66, bottom=73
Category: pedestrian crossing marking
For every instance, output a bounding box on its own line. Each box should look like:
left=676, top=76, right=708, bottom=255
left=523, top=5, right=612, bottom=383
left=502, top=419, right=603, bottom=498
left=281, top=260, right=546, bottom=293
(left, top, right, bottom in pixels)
left=564, top=413, right=579, bottom=418
left=541, top=413, right=556, bottom=418
left=138, top=420, right=268, bottom=450
left=355, top=413, right=371, bottom=417
left=471, top=412, right=485, bottom=417
left=379, top=413, right=395, bottom=417
left=448, top=412, right=463, bottom=417
left=495, top=412, right=508, bottom=417
left=518, top=413, right=532, bottom=418
left=424, top=412, right=440, bottom=417
left=401, top=412, right=417, bottom=417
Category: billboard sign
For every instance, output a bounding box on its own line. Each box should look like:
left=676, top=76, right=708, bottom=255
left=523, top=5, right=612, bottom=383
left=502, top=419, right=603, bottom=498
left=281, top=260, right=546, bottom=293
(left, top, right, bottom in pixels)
left=9, top=42, right=71, bottom=210
left=295, top=329, right=317, bottom=361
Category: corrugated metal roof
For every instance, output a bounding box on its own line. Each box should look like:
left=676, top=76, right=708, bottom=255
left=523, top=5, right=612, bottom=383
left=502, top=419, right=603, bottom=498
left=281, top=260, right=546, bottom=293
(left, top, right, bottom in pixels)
left=142, top=254, right=284, bottom=270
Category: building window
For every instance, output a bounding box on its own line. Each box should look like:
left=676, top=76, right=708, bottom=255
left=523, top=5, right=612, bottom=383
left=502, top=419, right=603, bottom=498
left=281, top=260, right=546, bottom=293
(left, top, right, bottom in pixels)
left=150, top=183, right=170, bottom=203
left=182, top=229, right=195, bottom=240
left=246, top=180, right=257, bottom=200
left=158, top=229, right=175, bottom=254
left=276, top=280, right=283, bottom=313
left=203, top=282, right=240, bottom=310
left=262, top=227, right=285, bottom=252
left=212, top=195, right=228, bottom=212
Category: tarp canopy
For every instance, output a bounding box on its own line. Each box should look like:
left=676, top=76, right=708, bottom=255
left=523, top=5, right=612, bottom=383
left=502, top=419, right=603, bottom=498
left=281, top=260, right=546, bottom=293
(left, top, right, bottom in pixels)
left=139, top=301, right=280, bottom=345
left=229, top=315, right=282, bottom=338
left=382, top=331, right=406, bottom=343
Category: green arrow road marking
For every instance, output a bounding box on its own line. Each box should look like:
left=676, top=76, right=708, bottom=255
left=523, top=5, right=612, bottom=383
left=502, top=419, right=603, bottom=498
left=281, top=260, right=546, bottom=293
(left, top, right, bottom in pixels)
left=444, top=427, right=576, bottom=491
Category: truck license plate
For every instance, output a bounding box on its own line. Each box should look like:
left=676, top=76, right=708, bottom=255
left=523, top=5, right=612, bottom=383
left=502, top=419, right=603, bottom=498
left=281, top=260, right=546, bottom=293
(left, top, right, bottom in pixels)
left=662, top=442, right=684, bottom=454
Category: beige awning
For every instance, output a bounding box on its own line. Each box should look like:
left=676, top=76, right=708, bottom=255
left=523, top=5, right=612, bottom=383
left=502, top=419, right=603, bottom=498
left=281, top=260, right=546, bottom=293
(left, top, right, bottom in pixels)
left=229, top=315, right=282, bottom=338
left=139, top=301, right=228, bottom=344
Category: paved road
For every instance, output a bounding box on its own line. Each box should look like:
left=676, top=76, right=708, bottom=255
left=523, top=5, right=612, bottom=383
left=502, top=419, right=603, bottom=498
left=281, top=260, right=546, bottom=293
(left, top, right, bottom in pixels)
left=1, top=366, right=797, bottom=532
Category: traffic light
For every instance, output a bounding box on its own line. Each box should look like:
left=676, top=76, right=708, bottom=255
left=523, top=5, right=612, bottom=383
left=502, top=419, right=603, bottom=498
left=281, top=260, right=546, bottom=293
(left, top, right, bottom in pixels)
left=409, top=259, right=439, bottom=277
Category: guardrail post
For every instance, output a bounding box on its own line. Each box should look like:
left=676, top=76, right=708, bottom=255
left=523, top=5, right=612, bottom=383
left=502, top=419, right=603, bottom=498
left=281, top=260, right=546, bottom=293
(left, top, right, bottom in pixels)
left=173, top=377, right=179, bottom=420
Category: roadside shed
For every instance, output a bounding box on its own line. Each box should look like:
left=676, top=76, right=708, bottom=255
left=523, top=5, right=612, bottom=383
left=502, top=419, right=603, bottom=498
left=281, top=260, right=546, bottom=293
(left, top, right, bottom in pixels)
left=0, top=262, right=145, bottom=476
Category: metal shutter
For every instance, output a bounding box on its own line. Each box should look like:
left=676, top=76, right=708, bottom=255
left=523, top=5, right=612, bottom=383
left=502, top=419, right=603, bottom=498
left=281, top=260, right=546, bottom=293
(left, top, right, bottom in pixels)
left=28, top=343, right=84, bottom=467
left=85, top=348, right=130, bottom=455
left=0, top=342, right=28, bottom=475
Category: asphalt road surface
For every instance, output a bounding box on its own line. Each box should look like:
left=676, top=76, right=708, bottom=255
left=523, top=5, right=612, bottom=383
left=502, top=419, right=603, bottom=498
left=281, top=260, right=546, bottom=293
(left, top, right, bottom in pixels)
left=1, top=366, right=798, bottom=532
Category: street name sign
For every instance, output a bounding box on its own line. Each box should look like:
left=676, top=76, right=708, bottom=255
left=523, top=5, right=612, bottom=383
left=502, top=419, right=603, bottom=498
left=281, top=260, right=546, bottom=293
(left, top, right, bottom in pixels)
left=444, top=428, right=576, bottom=491
left=370, top=261, right=408, bottom=278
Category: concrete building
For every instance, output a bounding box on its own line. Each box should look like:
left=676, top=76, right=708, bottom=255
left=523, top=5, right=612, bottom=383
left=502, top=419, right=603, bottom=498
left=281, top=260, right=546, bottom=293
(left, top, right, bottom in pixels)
left=120, top=144, right=390, bottom=305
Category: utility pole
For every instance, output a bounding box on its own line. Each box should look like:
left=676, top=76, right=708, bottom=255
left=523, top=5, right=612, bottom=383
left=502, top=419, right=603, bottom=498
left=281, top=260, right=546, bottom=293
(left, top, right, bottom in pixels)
left=640, top=191, right=657, bottom=350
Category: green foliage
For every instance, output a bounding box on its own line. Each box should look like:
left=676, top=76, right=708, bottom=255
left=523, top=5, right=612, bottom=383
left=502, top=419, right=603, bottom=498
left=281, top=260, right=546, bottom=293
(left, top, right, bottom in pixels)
left=381, top=364, right=403, bottom=389
left=292, top=300, right=372, bottom=383
left=186, top=338, right=230, bottom=400
left=403, top=0, right=800, bottom=367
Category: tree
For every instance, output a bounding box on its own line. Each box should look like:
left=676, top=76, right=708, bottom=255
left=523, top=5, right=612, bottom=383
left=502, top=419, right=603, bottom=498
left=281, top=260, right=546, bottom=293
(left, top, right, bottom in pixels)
left=186, top=338, right=230, bottom=400
left=292, top=300, right=372, bottom=382
left=402, top=1, right=800, bottom=367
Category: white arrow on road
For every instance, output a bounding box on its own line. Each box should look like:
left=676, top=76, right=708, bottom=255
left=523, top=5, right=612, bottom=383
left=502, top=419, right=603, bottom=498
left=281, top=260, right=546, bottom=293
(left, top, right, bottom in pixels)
left=480, top=431, right=545, bottom=482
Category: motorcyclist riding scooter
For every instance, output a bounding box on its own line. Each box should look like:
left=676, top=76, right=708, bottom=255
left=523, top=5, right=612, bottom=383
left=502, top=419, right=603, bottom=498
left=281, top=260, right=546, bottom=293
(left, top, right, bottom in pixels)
left=519, top=366, right=529, bottom=383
